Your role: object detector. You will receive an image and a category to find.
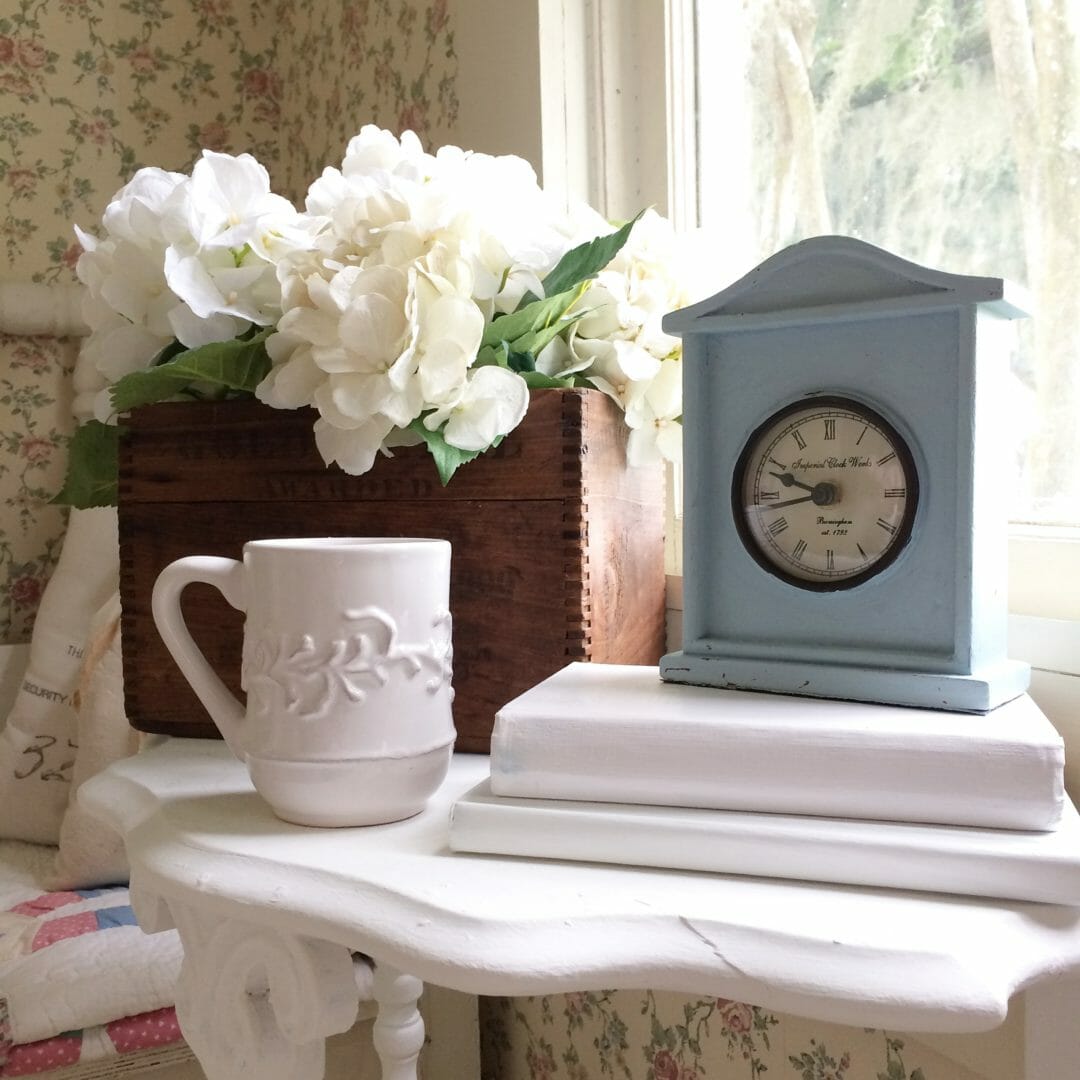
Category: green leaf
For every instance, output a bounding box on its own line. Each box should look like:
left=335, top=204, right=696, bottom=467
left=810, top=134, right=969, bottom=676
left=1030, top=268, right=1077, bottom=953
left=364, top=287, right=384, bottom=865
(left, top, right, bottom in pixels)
left=109, top=328, right=273, bottom=414
left=407, top=418, right=483, bottom=486
left=473, top=342, right=509, bottom=369
left=535, top=210, right=645, bottom=299
left=509, top=309, right=585, bottom=361
left=507, top=350, right=535, bottom=373
left=480, top=288, right=579, bottom=352
left=52, top=420, right=121, bottom=508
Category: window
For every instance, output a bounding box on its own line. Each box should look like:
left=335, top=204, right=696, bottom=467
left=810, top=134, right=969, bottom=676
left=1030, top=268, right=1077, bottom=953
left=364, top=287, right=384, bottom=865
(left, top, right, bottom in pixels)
left=693, top=0, right=1079, bottom=532
left=539, top=0, right=1080, bottom=626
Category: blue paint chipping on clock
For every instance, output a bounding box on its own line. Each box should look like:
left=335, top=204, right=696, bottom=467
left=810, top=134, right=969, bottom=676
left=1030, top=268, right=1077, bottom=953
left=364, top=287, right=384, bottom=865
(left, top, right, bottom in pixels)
left=661, top=235, right=1031, bottom=713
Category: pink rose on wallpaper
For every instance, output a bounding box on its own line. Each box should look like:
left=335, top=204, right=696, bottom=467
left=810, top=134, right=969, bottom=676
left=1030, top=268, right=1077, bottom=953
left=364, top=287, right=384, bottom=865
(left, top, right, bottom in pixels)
left=10, top=575, right=43, bottom=609
left=0, top=36, right=14, bottom=63
left=243, top=68, right=277, bottom=97
left=7, top=168, right=37, bottom=195
left=341, top=5, right=362, bottom=39
left=80, top=119, right=110, bottom=145
left=16, top=38, right=47, bottom=69
left=197, top=0, right=231, bottom=26
left=20, top=436, right=54, bottom=463
left=62, top=240, right=83, bottom=271
left=653, top=1049, right=680, bottom=1080
left=564, top=991, right=587, bottom=1017
left=429, top=0, right=450, bottom=33
left=397, top=102, right=428, bottom=137
left=0, top=72, right=33, bottom=97
left=11, top=342, right=52, bottom=372
left=127, top=45, right=158, bottom=74
left=199, top=121, right=230, bottom=151
left=525, top=1045, right=556, bottom=1080
left=679, top=1069, right=699, bottom=1080
left=717, top=999, right=753, bottom=1033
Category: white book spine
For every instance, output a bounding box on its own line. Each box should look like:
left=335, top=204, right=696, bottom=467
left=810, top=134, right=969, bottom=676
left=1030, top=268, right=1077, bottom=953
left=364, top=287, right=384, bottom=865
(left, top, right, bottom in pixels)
left=450, top=784, right=1080, bottom=905
left=489, top=667, right=1066, bottom=831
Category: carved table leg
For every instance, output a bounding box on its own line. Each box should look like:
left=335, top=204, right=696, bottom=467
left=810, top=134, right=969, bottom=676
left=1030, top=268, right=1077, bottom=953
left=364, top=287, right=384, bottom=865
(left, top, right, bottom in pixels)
left=145, top=892, right=362, bottom=1080
left=372, top=962, right=426, bottom=1080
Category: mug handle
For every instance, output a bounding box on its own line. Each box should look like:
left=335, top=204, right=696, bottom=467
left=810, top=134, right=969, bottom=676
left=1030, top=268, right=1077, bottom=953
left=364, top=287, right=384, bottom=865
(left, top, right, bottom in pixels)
left=151, top=556, right=248, bottom=760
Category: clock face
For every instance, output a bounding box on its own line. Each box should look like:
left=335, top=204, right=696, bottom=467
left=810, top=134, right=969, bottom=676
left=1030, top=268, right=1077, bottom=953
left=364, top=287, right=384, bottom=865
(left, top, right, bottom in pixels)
left=733, top=397, right=918, bottom=590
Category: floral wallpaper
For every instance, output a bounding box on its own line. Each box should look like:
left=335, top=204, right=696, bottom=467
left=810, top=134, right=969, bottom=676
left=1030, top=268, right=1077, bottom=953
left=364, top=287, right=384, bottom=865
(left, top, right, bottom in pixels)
left=481, top=990, right=1019, bottom=1080
left=0, top=0, right=460, bottom=642
left=0, top=332, right=75, bottom=643
left=0, top=3, right=1031, bottom=1075
left=0, top=0, right=460, bottom=282
left=275, top=0, right=460, bottom=200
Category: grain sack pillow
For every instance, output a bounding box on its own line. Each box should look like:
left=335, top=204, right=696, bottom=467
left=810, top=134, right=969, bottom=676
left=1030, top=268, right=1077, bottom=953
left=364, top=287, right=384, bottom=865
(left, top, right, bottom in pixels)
left=50, top=591, right=138, bottom=890
left=0, top=508, right=118, bottom=844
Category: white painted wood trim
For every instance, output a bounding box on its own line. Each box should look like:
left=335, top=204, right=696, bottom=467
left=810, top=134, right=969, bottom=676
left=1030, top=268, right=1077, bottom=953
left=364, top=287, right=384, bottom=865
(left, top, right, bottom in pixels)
left=80, top=742, right=1080, bottom=1040
left=538, top=0, right=669, bottom=218
left=665, top=0, right=697, bottom=230
left=1010, top=527, right=1080, bottom=621
left=0, top=282, right=87, bottom=337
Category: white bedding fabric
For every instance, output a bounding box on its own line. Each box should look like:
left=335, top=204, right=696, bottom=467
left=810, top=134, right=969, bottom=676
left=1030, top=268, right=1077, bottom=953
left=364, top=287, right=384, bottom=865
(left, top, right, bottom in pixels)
left=0, top=840, right=182, bottom=1048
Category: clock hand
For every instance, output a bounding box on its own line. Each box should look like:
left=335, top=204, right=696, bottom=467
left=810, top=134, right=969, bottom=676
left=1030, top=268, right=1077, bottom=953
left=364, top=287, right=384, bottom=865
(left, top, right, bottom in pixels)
left=769, top=470, right=815, bottom=494
left=764, top=494, right=815, bottom=509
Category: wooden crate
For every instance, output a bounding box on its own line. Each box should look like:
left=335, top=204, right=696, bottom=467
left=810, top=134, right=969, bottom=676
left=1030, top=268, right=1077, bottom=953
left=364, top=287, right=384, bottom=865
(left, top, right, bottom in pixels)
left=118, top=389, right=666, bottom=752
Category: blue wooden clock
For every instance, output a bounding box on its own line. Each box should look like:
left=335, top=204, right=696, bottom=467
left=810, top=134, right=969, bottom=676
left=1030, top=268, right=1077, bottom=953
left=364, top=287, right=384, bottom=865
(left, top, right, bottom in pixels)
left=661, top=236, right=1030, bottom=712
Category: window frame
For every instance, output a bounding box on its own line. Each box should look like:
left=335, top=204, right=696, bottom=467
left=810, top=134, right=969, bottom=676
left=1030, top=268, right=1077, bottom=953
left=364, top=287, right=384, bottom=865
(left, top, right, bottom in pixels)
left=537, top=0, right=1080, bottom=681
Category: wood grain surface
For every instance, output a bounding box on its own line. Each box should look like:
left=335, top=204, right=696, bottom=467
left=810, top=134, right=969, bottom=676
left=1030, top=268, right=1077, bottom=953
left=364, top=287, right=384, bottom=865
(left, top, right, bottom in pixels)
left=118, top=390, right=666, bottom=752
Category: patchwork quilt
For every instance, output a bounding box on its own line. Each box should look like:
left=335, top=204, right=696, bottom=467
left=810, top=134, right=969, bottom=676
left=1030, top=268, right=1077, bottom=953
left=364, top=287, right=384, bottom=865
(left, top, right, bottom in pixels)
left=0, top=843, right=186, bottom=1077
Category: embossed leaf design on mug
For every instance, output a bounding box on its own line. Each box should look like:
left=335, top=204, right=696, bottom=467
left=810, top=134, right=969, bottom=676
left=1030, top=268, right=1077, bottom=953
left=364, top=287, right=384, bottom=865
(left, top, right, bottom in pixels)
left=151, top=538, right=455, bottom=826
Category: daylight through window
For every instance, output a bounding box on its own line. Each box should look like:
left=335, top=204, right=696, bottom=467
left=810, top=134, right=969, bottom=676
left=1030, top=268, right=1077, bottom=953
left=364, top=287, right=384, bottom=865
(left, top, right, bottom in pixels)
left=692, top=0, right=1080, bottom=528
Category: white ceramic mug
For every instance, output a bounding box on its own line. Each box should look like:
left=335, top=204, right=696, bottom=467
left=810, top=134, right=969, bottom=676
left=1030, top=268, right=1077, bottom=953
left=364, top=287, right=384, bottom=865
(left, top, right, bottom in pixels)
left=151, top=537, right=455, bottom=826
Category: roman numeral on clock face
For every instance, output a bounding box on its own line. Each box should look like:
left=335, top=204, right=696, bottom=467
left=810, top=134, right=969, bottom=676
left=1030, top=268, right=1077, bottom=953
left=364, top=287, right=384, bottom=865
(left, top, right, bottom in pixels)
left=737, top=397, right=916, bottom=587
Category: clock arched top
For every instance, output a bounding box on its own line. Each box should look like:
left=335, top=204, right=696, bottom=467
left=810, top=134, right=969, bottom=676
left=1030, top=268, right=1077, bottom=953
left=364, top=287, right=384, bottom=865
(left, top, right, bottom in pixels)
left=666, top=235, right=1028, bottom=332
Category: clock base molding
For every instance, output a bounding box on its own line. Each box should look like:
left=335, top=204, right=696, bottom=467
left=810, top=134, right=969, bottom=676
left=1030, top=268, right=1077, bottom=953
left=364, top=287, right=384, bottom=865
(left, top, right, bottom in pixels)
left=660, top=651, right=1031, bottom=714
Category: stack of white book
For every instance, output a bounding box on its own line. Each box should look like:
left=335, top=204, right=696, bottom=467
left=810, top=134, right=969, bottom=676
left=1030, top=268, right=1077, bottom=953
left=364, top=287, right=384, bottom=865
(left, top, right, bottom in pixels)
left=448, top=662, right=1080, bottom=903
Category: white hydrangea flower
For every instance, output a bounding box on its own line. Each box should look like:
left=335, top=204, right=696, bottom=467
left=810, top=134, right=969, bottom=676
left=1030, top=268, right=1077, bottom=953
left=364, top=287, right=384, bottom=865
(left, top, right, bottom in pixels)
left=257, top=128, right=559, bottom=475
left=624, top=358, right=683, bottom=466
left=427, top=364, right=530, bottom=452
left=538, top=207, right=687, bottom=468
left=70, top=123, right=691, bottom=490
left=313, top=412, right=399, bottom=477
left=161, top=150, right=310, bottom=345
left=340, top=125, right=435, bottom=182
left=75, top=168, right=187, bottom=419
left=76, top=152, right=307, bottom=416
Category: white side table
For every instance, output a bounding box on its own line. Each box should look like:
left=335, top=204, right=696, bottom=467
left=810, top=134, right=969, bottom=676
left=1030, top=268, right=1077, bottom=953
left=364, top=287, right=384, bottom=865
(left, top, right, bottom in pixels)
left=80, top=737, right=1080, bottom=1080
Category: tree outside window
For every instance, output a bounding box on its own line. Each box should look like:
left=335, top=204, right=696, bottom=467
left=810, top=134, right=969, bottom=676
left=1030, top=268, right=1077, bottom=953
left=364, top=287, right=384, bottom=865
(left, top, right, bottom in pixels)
left=695, top=0, right=1079, bottom=527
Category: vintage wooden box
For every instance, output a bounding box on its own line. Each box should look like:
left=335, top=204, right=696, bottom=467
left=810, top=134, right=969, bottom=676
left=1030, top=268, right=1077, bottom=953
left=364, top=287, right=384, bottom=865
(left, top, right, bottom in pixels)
left=118, top=389, right=666, bottom=752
